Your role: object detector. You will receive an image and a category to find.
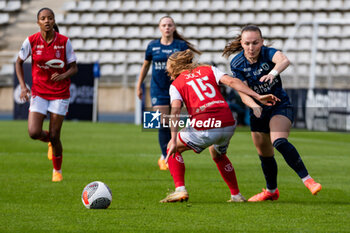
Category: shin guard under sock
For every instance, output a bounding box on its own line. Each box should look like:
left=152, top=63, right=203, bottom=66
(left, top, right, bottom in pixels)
left=273, top=138, right=308, bottom=178
left=213, top=154, right=239, bottom=195
left=259, top=155, right=278, bottom=190
left=158, top=127, right=171, bottom=159
left=52, top=155, right=62, bottom=171
left=167, top=152, right=185, bottom=188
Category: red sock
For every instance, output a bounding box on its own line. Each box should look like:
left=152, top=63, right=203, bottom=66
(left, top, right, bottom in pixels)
left=167, top=152, right=185, bottom=188
left=39, top=130, right=50, bottom=142
left=213, top=154, right=239, bottom=195
left=52, top=155, right=62, bottom=171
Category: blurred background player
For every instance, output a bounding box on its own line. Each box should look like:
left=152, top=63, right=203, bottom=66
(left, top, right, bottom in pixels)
left=15, top=7, right=78, bottom=182
left=161, top=49, right=279, bottom=203
left=136, top=16, right=200, bottom=170
left=223, top=25, right=322, bottom=202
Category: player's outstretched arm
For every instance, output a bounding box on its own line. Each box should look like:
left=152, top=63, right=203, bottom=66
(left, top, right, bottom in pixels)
left=220, top=75, right=280, bottom=105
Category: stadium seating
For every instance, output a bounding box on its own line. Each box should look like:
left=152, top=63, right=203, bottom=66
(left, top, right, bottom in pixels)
left=1, top=0, right=350, bottom=89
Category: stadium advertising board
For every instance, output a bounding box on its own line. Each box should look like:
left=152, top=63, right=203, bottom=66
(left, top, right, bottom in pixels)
left=286, top=89, right=350, bottom=132
left=13, top=63, right=94, bottom=121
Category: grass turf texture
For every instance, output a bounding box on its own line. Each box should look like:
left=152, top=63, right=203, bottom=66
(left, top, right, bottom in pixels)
left=0, top=120, right=349, bottom=233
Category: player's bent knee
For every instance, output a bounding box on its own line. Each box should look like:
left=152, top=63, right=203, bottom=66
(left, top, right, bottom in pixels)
left=272, top=138, right=288, bottom=148
left=49, top=132, right=60, bottom=144
left=28, top=130, right=42, bottom=140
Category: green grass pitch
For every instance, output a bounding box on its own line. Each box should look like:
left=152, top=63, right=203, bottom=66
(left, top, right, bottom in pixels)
left=0, top=120, right=349, bottom=232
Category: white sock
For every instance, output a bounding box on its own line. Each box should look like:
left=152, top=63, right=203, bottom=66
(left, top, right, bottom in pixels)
left=302, top=175, right=312, bottom=183
left=53, top=169, right=62, bottom=173
left=231, top=193, right=242, bottom=198
left=175, top=186, right=186, bottom=192
left=267, top=188, right=277, bottom=193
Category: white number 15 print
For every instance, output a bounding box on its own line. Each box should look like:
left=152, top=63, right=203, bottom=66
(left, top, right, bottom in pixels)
left=186, top=76, right=216, bottom=101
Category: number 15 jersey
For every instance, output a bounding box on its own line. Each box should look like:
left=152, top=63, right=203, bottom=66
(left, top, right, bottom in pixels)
left=170, top=66, right=235, bottom=130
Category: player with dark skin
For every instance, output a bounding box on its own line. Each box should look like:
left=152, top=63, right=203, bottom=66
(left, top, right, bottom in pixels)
left=16, top=8, right=78, bottom=181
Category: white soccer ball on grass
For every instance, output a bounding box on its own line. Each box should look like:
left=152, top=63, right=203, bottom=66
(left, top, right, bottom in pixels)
left=81, top=181, right=112, bottom=209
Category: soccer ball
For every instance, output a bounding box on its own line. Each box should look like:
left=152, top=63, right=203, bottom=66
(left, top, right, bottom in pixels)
left=81, top=181, right=112, bottom=209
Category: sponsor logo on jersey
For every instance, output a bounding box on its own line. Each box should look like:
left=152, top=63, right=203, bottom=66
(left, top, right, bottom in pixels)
left=55, top=50, right=61, bottom=58
left=36, top=50, right=42, bottom=55
left=36, top=45, right=44, bottom=49
left=152, top=47, right=160, bottom=51
left=252, top=78, right=279, bottom=94
left=54, top=45, right=64, bottom=49
left=162, top=49, right=173, bottom=54
left=261, top=62, right=270, bottom=71
left=154, top=61, right=167, bottom=70
left=37, top=59, right=65, bottom=69
left=45, top=59, right=65, bottom=68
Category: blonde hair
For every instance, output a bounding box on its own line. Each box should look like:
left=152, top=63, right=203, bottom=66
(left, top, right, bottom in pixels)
left=167, top=49, right=207, bottom=80
left=222, top=25, right=263, bottom=58
left=159, top=16, right=201, bottom=55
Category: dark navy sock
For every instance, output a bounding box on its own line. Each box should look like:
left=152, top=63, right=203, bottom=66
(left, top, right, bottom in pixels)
left=273, top=138, right=309, bottom=178
left=259, top=155, right=278, bottom=190
left=158, top=127, right=171, bottom=159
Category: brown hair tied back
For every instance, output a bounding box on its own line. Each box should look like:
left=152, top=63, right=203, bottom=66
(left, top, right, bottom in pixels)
left=167, top=49, right=203, bottom=80
left=222, top=25, right=262, bottom=58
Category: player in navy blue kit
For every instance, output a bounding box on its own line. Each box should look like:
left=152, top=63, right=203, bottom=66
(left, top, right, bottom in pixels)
left=136, top=16, right=200, bottom=170
left=223, top=25, right=322, bottom=201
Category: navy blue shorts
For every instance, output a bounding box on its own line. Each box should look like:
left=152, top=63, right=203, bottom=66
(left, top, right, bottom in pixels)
left=150, top=95, right=170, bottom=106
left=250, top=103, right=294, bottom=133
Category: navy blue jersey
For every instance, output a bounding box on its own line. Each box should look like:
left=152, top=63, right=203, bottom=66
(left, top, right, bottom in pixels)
left=145, top=39, right=189, bottom=99
left=230, top=46, right=290, bottom=107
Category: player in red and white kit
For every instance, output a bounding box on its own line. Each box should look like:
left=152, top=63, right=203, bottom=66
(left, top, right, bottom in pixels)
left=160, top=49, right=279, bottom=203
left=15, top=8, right=78, bottom=182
